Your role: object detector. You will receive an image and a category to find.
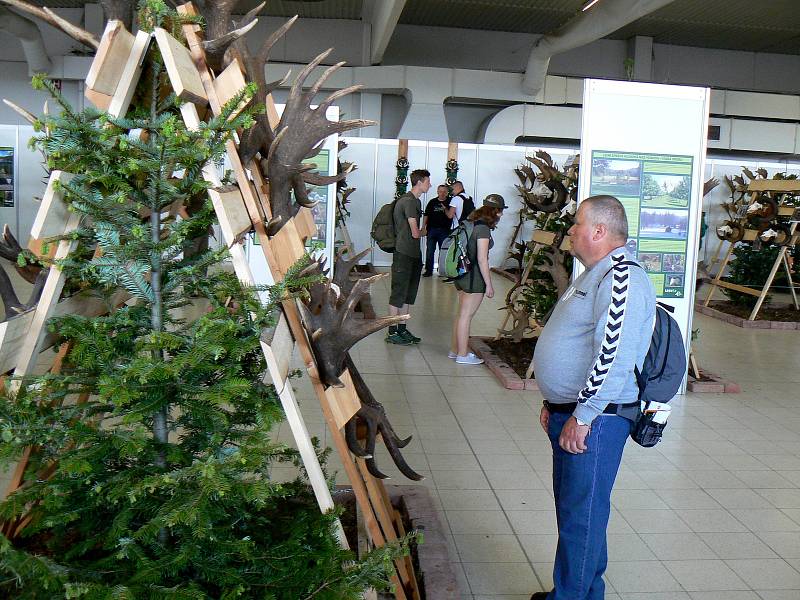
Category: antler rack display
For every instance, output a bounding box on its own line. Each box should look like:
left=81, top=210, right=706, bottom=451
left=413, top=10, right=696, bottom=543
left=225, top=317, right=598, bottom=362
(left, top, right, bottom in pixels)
left=0, top=3, right=422, bottom=598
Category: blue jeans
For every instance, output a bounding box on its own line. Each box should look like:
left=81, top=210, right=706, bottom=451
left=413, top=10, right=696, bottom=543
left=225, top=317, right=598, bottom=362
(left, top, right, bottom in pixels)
left=546, top=411, right=632, bottom=600
left=424, top=227, right=450, bottom=274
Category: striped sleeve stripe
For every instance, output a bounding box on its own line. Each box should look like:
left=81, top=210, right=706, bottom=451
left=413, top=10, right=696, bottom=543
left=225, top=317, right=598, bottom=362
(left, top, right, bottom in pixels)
left=578, top=253, right=630, bottom=404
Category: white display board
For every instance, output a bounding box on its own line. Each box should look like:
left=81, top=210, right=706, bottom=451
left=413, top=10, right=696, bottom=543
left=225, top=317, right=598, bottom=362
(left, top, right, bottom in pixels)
left=578, top=79, right=711, bottom=393
left=247, top=105, right=339, bottom=287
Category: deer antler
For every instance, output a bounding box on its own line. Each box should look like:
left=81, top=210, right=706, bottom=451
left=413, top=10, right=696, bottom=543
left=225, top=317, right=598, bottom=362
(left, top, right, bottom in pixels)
left=0, top=225, right=43, bottom=284
left=0, top=0, right=100, bottom=49
left=197, top=0, right=263, bottom=72
left=259, top=49, right=374, bottom=228
left=344, top=354, right=423, bottom=481
left=331, top=247, right=370, bottom=302
left=0, top=264, right=47, bottom=320
left=298, top=273, right=407, bottom=388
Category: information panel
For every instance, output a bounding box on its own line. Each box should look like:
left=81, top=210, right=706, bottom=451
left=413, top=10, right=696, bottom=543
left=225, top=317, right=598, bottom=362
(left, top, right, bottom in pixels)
left=578, top=80, right=710, bottom=395
left=589, top=150, right=693, bottom=298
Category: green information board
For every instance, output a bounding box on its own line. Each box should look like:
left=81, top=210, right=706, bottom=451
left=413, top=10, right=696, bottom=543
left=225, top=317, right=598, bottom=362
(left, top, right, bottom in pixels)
left=590, top=150, right=693, bottom=298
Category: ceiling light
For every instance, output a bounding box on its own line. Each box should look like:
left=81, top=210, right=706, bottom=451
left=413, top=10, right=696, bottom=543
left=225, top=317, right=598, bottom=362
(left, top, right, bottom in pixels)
left=582, top=0, right=602, bottom=11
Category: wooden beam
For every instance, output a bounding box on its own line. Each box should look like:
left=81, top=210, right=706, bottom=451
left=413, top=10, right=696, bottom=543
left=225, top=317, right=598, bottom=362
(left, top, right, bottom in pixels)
left=208, top=185, right=253, bottom=242
left=153, top=28, right=208, bottom=105
left=447, top=142, right=458, bottom=161
left=747, top=179, right=800, bottom=192
left=398, top=139, right=408, bottom=158
left=30, top=170, right=75, bottom=241
left=531, top=230, right=557, bottom=245
left=107, top=30, right=152, bottom=119
left=322, top=369, right=361, bottom=430
left=710, top=279, right=761, bottom=297
left=85, top=20, right=134, bottom=98
left=212, top=58, right=249, bottom=120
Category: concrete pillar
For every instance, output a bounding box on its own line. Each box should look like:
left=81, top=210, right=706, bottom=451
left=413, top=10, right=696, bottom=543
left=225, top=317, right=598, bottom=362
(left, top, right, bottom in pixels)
left=627, top=35, right=654, bottom=81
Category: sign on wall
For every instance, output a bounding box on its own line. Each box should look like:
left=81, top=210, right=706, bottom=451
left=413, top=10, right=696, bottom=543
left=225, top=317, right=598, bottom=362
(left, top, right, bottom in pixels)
left=0, top=147, right=14, bottom=207
left=589, top=150, right=694, bottom=298
left=578, top=79, right=711, bottom=395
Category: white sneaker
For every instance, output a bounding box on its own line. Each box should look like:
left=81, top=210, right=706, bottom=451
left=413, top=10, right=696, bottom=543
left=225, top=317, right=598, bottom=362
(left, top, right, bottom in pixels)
left=456, top=354, right=484, bottom=365
left=449, top=351, right=477, bottom=360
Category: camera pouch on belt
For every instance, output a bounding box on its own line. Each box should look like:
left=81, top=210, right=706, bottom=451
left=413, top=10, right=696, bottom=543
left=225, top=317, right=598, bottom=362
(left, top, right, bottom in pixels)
left=631, top=401, right=671, bottom=448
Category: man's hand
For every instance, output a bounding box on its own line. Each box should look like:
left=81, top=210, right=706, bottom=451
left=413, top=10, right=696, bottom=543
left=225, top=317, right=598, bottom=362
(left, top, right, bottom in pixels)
left=420, top=227, right=427, bottom=237
left=559, top=416, right=590, bottom=454
left=539, top=405, right=550, bottom=433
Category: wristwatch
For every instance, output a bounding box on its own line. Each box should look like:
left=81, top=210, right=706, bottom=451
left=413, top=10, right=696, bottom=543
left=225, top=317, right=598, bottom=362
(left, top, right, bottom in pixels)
left=575, top=416, right=589, bottom=427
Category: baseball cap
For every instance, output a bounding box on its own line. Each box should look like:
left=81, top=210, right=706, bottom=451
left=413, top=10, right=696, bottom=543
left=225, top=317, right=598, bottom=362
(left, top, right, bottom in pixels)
left=483, top=193, right=507, bottom=210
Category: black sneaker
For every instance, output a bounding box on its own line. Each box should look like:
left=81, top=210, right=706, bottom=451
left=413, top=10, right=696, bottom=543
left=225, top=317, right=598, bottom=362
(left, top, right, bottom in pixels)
left=399, top=329, right=421, bottom=344
left=422, top=272, right=433, bottom=277
left=386, top=331, right=412, bottom=345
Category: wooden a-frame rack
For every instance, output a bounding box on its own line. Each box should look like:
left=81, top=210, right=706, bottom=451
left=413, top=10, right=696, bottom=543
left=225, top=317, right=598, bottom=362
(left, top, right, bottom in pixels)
left=1, top=8, right=420, bottom=599
left=703, top=178, right=800, bottom=321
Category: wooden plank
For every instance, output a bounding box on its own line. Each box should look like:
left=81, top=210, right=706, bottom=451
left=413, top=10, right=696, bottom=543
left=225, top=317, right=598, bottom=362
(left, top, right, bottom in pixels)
left=532, top=230, right=557, bottom=245
left=747, top=179, right=800, bottom=193
left=295, top=207, right=317, bottom=242
left=559, top=236, right=572, bottom=252
left=107, top=30, right=152, bottom=119
left=704, top=242, right=735, bottom=306
left=31, top=171, right=74, bottom=240
left=84, top=88, right=112, bottom=111
left=270, top=218, right=307, bottom=276
left=260, top=312, right=294, bottom=388
left=711, top=279, right=761, bottom=297
left=742, top=229, right=759, bottom=241
left=778, top=206, right=797, bottom=217
left=85, top=20, right=134, bottom=96
left=0, top=290, right=127, bottom=378
left=260, top=313, right=347, bottom=548
left=447, top=142, right=458, bottom=161
left=208, top=185, right=253, bottom=242
left=212, top=57, right=249, bottom=120
left=398, top=139, right=408, bottom=158
left=323, top=369, right=361, bottom=430
left=153, top=28, right=207, bottom=105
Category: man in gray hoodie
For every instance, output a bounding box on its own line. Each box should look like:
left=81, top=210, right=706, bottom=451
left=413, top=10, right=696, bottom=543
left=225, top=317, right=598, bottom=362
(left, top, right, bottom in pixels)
left=530, top=195, right=656, bottom=600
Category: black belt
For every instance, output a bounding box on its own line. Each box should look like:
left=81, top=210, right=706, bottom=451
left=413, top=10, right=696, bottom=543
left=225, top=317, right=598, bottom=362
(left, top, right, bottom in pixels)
left=544, top=400, right=639, bottom=415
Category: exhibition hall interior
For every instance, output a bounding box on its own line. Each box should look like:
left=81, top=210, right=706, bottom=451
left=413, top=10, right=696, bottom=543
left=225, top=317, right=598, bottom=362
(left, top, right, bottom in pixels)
left=1, top=1, right=800, bottom=599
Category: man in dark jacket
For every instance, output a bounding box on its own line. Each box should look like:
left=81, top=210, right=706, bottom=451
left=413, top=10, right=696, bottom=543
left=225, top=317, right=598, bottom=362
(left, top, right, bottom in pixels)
left=422, top=184, right=452, bottom=277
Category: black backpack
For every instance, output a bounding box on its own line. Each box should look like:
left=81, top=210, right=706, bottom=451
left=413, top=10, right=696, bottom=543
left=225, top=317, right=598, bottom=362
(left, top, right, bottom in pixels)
left=457, top=194, right=475, bottom=223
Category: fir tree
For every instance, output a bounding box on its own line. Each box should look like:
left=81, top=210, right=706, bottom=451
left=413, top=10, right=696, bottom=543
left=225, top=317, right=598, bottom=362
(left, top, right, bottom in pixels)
left=0, top=2, right=411, bottom=598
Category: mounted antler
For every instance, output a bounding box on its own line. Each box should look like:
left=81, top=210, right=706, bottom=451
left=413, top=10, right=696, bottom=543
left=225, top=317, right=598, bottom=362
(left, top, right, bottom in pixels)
left=344, top=354, right=423, bottom=481
left=0, top=263, right=47, bottom=320
left=298, top=273, right=407, bottom=388
left=0, top=225, right=43, bottom=284
left=331, top=247, right=369, bottom=302
left=255, top=50, right=374, bottom=230
left=0, top=0, right=100, bottom=49
left=195, top=0, right=263, bottom=72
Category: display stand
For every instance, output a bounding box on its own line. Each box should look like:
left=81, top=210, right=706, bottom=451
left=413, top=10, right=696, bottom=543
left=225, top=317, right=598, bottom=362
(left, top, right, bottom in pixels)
left=703, top=179, right=800, bottom=321
left=171, top=8, right=419, bottom=598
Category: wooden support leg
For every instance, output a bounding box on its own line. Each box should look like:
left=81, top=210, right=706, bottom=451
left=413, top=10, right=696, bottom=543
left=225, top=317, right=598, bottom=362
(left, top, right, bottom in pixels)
left=748, top=245, right=789, bottom=321
left=782, top=252, right=799, bottom=310
left=704, top=242, right=735, bottom=307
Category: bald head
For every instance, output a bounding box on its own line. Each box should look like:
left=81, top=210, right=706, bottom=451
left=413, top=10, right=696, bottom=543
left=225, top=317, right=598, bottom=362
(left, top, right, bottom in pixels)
left=581, top=195, right=628, bottom=244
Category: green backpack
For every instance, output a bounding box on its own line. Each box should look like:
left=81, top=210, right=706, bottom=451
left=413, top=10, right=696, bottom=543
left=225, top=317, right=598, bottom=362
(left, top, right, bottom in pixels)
left=443, top=221, right=475, bottom=279
left=371, top=199, right=397, bottom=253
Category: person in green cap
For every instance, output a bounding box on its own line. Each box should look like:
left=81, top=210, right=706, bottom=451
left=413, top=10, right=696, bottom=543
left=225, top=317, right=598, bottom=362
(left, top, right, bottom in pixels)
left=449, top=193, right=506, bottom=365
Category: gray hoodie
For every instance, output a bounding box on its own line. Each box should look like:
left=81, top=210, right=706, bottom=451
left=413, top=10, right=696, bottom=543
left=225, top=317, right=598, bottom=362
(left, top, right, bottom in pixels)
left=532, top=247, right=656, bottom=424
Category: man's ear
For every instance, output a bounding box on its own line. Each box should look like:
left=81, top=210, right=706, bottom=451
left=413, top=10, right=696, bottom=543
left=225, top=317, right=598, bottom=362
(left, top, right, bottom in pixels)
left=593, top=223, right=608, bottom=241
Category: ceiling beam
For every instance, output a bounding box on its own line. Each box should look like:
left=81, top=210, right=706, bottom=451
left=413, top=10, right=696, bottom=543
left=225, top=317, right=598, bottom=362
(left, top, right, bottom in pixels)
left=366, top=0, right=406, bottom=65
left=522, top=0, right=675, bottom=96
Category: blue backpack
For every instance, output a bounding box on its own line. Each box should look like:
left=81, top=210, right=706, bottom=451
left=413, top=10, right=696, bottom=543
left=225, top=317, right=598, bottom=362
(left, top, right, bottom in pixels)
left=602, top=261, right=687, bottom=447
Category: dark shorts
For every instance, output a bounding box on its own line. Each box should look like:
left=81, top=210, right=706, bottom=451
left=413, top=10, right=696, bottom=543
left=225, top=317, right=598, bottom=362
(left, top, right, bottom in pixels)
left=454, top=269, right=486, bottom=294
left=390, top=252, right=423, bottom=307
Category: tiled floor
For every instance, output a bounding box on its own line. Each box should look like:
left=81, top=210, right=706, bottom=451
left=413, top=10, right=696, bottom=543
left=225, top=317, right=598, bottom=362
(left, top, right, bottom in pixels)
left=275, top=272, right=800, bottom=600
left=3, top=270, right=800, bottom=600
